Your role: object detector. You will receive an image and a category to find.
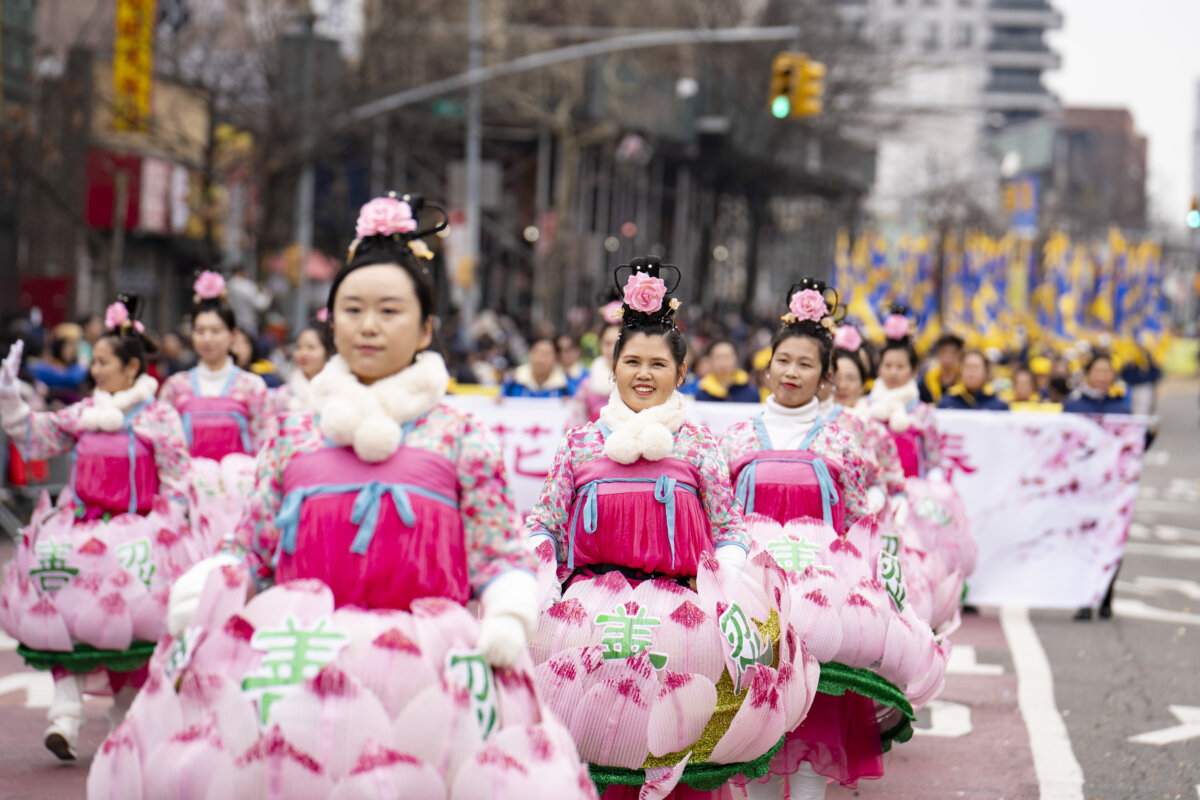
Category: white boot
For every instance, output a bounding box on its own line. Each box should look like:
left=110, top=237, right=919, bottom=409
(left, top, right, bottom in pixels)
left=107, top=685, right=138, bottom=732
left=44, top=674, right=83, bottom=761
left=743, top=773, right=787, bottom=800
left=786, top=762, right=828, bottom=800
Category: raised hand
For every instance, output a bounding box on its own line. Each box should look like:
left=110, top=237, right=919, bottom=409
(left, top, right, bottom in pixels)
left=0, top=339, right=25, bottom=400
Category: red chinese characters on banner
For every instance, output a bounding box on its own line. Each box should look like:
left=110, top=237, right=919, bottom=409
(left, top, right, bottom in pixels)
left=939, top=431, right=978, bottom=480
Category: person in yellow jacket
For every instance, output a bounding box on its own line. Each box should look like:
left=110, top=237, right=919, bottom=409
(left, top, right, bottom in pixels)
left=1005, top=365, right=1062, bottom=413
left=918, top=333, right=964, bottom=403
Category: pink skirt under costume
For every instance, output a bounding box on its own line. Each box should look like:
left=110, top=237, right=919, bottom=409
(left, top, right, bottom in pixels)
left=531, top=453, right=816, bottom=796
left=0, top=425, right=200, bottom=692
left=90, top=440, right=596, bottom=800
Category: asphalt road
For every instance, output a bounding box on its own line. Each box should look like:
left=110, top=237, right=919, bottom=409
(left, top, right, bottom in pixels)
left=0, top=379, right=1197, bottom=800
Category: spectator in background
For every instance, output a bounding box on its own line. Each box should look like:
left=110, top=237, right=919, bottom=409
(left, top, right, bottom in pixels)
left=695, top=339, right=758, bottom=402
left=226, top=265, right=272, bottom=337
left=28, top=332, right=89, bottom=406
left=159, top=332, right=194, bottom=376
left=938, top=350, right=1009, bottom=411
left=231, top=328, right=283, bottom=388
left=76, top=314, right=103, bottom=365
left=500, top=336, right=569, bottom=398
left=1064, top=352, right=1130, bottom=415
left=1007, top=365, right=1061, bottom=412
left=1120, top=337, right=1162, bottom=416
left=919, top=333, right=964, bottom=404
left=557, top=333, right=588, bottom=395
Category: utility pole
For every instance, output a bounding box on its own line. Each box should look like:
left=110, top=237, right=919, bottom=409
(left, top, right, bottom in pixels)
left=462, top=0, right=482, bottom=337
left=291, top=13, right=317, bottom=336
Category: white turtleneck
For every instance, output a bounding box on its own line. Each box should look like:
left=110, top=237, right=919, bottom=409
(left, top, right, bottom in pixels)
left=817, top=395, right=838, bottom=419
left=761, top=395, right=821, bottom=450
left=193, top=357, right=236, bottom=397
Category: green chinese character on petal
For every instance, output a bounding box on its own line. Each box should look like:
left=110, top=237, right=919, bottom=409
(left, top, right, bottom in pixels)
left=242, top=617, right=349, bottom=724
left=116, top=538, right=156, bottom=586
left=447, top=650, right=499, bottom=739
left=594, top=603, right=668, bottom=669
left=30, top=539, right=79, bottom=592
left=767, top=536, right=832, bottom=574
left=878, top=550, right=906, bottom=612
left=719, top=603, right=769, bottom=693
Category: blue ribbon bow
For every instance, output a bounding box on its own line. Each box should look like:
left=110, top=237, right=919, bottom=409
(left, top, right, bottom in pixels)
left=566, top=475, right=697, bottom=570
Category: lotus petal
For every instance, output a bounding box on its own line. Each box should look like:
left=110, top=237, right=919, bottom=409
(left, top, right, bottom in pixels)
left=640, top=750, right=691, bottom=800
left=229, top=725, right=333, bottom=800
left=340, top=623, right=438, bottom=719
left=87, top=721, right=145, bottom=800
left=654, top=599, right=726, bottom=684
left=329, top=739, right=446, bottom=800
left=566, top=570, right=634, bottom=617
left=74, top=591, right=135, bottom=651
left=530, top=598, right=597, bottom=665
left=19, top=594, right=73, bottom=651
left=450, top=723, right=597, bottom=800
left=177, top=671, right=262, bottom=759
left=646, top=671, right=717, bottom=757
left=241, top=580, right=335, bottom=630
left=534, top=646, right=607, bottom=733
left=410, top=597, right=481, bottom=668
left=392, top=679, right=482, bottom=781
left=142, top=716, right=243, bottom=800
left=567, top=652, right=657, bottom=769
left=833, top=589, right=886, bottom=669
left=708, top=665, right=787, bottom=764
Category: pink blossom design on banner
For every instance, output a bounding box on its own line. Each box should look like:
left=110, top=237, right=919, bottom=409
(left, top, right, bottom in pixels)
left=883, top=314, right=910, bottom=340
left=834, top=325, right=863, bottom=352
left=355, top=197, right=417, bottom=238
left=623, top=273, right=667, bottom=314
left=601, top=300, right=624, bottom=325
left=193, top=271, right=226, bottom=300
left=104, top=302, right=129, bottom=331
left=789, top=289, right=827, bottom=323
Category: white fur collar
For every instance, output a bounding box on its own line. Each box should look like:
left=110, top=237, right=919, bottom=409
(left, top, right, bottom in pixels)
left=80, top=374, right=159, bottom=432
left=512, top=362, right=568, bottom=392
left=817, top=395, right=838, bottom=418
left=585, top=356, right=614, bottom=396
left=867, top=380, right=920, bottom=433
left=311, top=352, right=449, bottom=463
left=285, top=370, right=314, bottom=412
left=598, top=389, right=686, bottom=464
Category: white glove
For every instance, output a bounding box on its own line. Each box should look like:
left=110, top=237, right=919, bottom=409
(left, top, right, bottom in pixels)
left=477, top=570, right=537, bottom=667
left=926, top=467, right=946, bottom=483
left=0, top=340, right=28, bottom=425
left=167, top=554, right=242, bottom=638
left=715, top=544, right=748, bottom=572
left=866, top=486, right=887, bottom=515
left=892, top=496, right=911, bottom=529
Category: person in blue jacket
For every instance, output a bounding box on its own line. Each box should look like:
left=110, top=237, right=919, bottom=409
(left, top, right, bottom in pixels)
left=500, top=336, right=570, bottom=398
left=1064, top=353, right=1131, bottom=415
left=938, top=350, right=1009, bottom=411
left=694, top=339, right=760, bottom=403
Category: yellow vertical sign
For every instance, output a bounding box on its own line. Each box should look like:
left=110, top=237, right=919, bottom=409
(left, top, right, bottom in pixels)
left=112, top=0, right=157, bottom=132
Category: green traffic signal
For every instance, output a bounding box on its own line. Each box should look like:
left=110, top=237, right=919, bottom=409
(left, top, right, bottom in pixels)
left=1188, top=209, right=1200, bottom=229
left=771, top=94, right=791, bottom=119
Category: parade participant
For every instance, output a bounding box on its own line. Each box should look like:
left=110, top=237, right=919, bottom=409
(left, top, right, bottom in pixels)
left=271, top=316, right=330, bottom=413
left=863, top=309, right=943, bottom=479
left=937, top=351, right=1009, bottom=411
left=721, top=280, right=909, bottom=800
left=528, top=256, right=806, bottom=798
left=232, top=328, right=283, bottom=389
left=574, top=315, right=622, bottom=423
left=696, top=340, right=760, bottom=403
left=159, top=272, right=271, bottom=460
left=559, top=333, right=589, bottom=395
left=1007, top=366, right=1061, bottom=413
left=1064, top=353, right=1131, bottom=415
left=90, top=194, right=595, bottom=799
left=832, top=326, right=906, bottom=503
left=918, top=333, right=963, bottom=404
left=501, top=336, right=571, bottom=398
left=0, top=298, right=197, bottom=761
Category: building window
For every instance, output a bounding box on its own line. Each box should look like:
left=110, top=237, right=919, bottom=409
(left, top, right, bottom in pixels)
left=958, top=0, right=973, bottom=6
left=922, top=0, right=939, bottom=6
left=955, top=22, right=973, bottom=47
left=889, top=22, right=905, bottom=46
left=921, top=21, right=940, bottom=50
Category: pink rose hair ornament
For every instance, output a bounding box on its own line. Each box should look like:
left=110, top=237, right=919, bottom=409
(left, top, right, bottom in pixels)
left=883, top=304, right=913, bottom=342
left=192, top=270, right=227, bottom=304
left=612, top=255, right=682, bottom=327
left=104, top=296, right=145, bottom=335
left=345, top=191, right=449, bottom=264
left=780, top=276, right=842, bottom=333
left=833, top=324, right=864, bottom=352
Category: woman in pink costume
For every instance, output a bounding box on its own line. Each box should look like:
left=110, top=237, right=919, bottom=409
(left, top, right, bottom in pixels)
left=528, top=257, right=814, bottom=799
left=719, top=280, right=922, bottom=800
left=270, top=316, right=331, bottom=415
left=0, top=298, right=198, bottom=760
left=88, top=194, right=594, bottom=800
left=573, top=307, right=622, bottom=425
left=160, top=273, right=270, bottom=549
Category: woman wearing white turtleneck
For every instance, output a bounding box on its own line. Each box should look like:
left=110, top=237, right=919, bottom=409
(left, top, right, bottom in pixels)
left=859, top=326, right=943, bottom=480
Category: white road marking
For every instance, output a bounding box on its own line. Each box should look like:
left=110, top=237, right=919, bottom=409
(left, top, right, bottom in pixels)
left=1127, top=576, right=1200, bottom=601
left=1111, top=599, right=1200, bottom=627
left=1134, top=499, right=1200, bottom=515
left=913, top=699, right=973, bottom=738
left=1129, top=705, right=1200, bottom=746
left=1143, top=450, right=1170, bottom=467
left=947, top=644, right=1004, bottom=676
left=1115, top=581, right=1163, bottom=597
left=1125, top=542, right=1200, bottom=561
left=0, top=672, right=54, bottom=709
left=1128, top=522, right=1152, bottom=540
left=0, top=631, right=17, bottom=652
left=1149, top=525, right=1200, bottom=544
left=1001, top=606, right=1084, bottom=800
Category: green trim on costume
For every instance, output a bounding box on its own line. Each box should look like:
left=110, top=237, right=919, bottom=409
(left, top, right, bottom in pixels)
left=880, top=716, right=915, bottom=753
left=589, top=735, right=786, bottom=794
left=17, top=642, right=157, bottom=674
left=816, top=661, right=915, bottom=721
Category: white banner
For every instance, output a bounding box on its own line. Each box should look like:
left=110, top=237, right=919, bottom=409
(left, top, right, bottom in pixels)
left=447, top=397, right=1145, bottom=608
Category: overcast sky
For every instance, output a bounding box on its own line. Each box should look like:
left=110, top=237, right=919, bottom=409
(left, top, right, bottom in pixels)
left=1047, top=0, right=1200, bottom=229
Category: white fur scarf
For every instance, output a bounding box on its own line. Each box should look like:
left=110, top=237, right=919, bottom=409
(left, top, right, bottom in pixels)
left=285, top=370, right=314, bottom=412
left=311, top=352, right=449, bottom=463
left=598, top=389, right=686, bottom=465
left=865, top=379, right=920, bottom=433
left=80, top=374, right=159, bottom=432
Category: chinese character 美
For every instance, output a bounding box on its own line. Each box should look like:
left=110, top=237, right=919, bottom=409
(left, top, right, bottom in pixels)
left=594, top=602, right=667, bottom=669
left=446, top=650, right=499, bottom=739
left=241, top=617, right=349, bottom=724
left=766, top=536, right=832, bottom=574
left=718, top=603, right=770, bottom=693
left=30, top=540, right=78, bottom=592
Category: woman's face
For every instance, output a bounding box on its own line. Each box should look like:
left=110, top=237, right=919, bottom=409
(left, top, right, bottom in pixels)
left=961, top=354, right=988, bottom=392
left=192, top=310, right=233, bottom=367
left=1013, top=371, right=1036, bottom=401
left=528, top=340, right=557, bottom=382
left=878, top=349, right=914, bottom=389
left=766, top=336, right=824, bottom=409
left=90, top=338, right=138, bottom=394
left=557, top=336, right=580, bottom=369
left=293, top=329, right=328, bottom=381
left=834, top=356, right=864, bottom=406
left=332, top=264, right=432, bottom=385
left=231, top=330, right=254, bottom=368
left=599, top=325, right=620, bottom=362
left=1085, top=358, right=1114, bottom=394
left=708, top=343, right=739, bottom=380
left=614, top=333, right=684, bottom=412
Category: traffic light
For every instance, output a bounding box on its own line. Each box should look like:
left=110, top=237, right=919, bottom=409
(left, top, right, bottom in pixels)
left=1188, top=197, right=1200, bottom=229
left=767, top=52, right=826, bottom=119
left=794, top=55, right=826, bottom=117
left=769, top=53, right=798, bottom=119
